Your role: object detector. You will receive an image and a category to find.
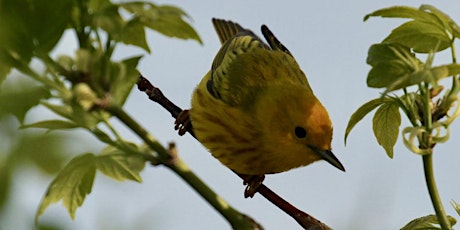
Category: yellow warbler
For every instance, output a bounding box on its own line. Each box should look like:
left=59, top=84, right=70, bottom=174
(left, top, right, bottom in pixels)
left=176, top=19, right=344, bottom=195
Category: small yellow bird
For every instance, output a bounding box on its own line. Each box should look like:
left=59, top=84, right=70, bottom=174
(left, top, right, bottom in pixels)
left=176, top=18, right=344, bottom=197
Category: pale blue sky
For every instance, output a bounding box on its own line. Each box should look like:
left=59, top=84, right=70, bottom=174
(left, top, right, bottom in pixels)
left=11, top=1, right=460, bottom=229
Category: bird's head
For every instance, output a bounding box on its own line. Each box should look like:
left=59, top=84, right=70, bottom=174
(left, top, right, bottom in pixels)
left=255, top=85, right=345, bottom=172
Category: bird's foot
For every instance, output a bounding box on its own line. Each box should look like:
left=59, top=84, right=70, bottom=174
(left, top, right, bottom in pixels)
left=174, top=110, right=190, bottom=136
left=243, top=175, right=265, bottom=198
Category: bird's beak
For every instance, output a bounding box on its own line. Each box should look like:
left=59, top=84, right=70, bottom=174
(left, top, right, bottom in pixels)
left=310, top=146, right=345, bottom=172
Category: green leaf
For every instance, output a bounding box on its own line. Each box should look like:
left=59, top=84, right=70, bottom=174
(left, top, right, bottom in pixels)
left=121, top=2, right=202, bottom=44
left=401, top=214, right=457, bottom=230
left=91, top=2, right=124, bottom=38
left=366, top=44, right=460, bottom=93
left=364, top=6, right=436, bottom=22
left=0, top=80, right=51, bottom=123
left=385, top=69, right=432, bottom=93
left=383, top=20, right=451, bottom=53
left=364, top=5, right=455, bottom=53
left=121, top=19, right=150, bottom=52
left=92, top=129, right=114, bottom=144
left=366, top=43, right=422, bottom=90
left=372, top=102, right=401, bottom=158
left=88, top=0, right=152, bottom=52
left=29, top=0, right=73, bottom=54
left=367, top=60, right=413, bottom=88
left=345, top=98, right=390, bottom=144
left=0, top=0, right=34, bottom=68
left=384, top=64, right=460, bottom=93
left=41, top=102, right=73, bottom=120
left=36, top=153, right=96, bottom=221
left=11, top=132, right=68, bottom=174
left=20, top=120, right=78, bottom=131
left=109, top=56, right=142, bottom=106
left=367, top=43, right=416, bottom=67
left=432, top=64, right=460, bottom=80
left=96, top=146, right=146, bottom=182
left=0, top=0, right=73, bottom=70
left=419, top=5, right=460, bottom=39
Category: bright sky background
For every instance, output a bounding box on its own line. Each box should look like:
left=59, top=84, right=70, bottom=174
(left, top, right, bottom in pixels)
left=8, top=0, right=460, bottom=230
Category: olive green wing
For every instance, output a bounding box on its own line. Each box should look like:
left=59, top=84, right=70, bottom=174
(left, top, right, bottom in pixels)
left=207, top=19, right=268, bottom=106
left=207, top=19, right=310, bottom=107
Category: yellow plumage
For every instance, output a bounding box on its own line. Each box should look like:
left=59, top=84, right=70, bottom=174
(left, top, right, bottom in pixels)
left=187, top=18, right=344, bottom=176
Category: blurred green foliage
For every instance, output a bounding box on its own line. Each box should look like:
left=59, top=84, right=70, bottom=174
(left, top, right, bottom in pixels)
left=0, top=0, right=201, bottom=227
left=0, top=76, right=76, bottom=229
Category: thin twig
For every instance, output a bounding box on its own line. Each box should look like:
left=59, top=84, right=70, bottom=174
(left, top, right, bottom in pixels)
left=137, top=74, right=331, bottom=230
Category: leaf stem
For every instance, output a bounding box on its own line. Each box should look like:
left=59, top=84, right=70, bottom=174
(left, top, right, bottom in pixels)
left=420, top=82, right=451, bottom=229
left=104, top=102, right=260, bottom=229
left=422, top=154, right=452, bottom=229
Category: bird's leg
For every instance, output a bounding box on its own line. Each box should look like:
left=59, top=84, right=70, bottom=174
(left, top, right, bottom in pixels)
left=242, top=174, right=265, bottom=198
left=174, top=110, right=191, bottom=136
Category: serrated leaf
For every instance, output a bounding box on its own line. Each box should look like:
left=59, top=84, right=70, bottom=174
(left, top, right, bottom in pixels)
left=364, top=6, right=436, bottom=23
left=36, top=153, right=96, bottom=221
left=344, top=98, right=389, bottom=144
left=20, top=120, right=78, bottom=130
left=372, top=102, right=401, bottom=158
left=96, top=146, right=146, bottom=182
left=401, top=214, right=456, bottom=230
left=121, top=2, right=202, bottom=44
left=384, top=20, right=451, bottom=53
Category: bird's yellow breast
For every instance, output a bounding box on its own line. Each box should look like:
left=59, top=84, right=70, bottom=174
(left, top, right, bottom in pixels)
left=190, top=72, right=328, bottom=175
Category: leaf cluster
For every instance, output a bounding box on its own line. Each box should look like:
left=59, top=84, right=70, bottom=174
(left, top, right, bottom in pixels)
left=346, top=5, right=460, bottom=158
left=346, top=5, right=460, bottom=229
left=36, top=146, right=147, bottom=220
left=0, top=0, right=201, bottom=222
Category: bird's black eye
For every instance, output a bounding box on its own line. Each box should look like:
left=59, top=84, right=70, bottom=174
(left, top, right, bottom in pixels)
left=294, top=126, right=307, bottom=138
